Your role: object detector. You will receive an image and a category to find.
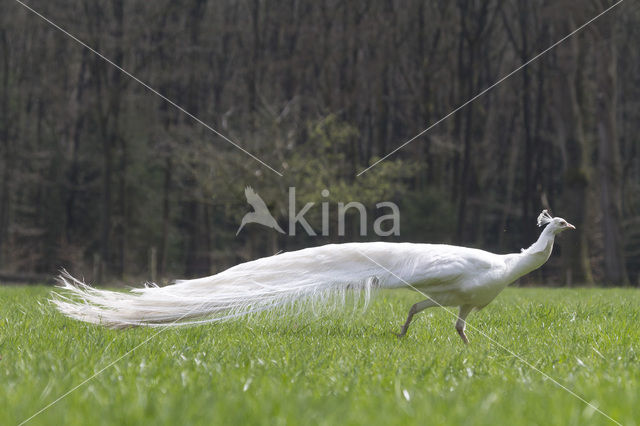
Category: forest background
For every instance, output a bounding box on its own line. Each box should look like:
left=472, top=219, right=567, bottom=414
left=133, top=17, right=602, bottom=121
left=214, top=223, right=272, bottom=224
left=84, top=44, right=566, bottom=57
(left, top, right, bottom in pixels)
left=0, top=0, right=638, bottom=286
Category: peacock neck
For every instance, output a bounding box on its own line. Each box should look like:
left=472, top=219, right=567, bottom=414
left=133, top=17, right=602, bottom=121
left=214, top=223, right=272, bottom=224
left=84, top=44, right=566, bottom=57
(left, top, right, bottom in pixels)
left=504, top=226, right=556, bottom=282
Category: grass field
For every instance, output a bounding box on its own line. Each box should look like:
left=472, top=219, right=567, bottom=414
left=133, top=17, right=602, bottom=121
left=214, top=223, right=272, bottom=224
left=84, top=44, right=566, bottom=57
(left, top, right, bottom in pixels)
left=1, top=286, right=639, bottom=426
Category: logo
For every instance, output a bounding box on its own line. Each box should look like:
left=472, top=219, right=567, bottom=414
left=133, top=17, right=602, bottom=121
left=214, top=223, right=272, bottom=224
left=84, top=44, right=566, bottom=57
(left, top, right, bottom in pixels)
left=236, top=186, right=286, bottom=235
left=236, top=187, right=400, bottom=237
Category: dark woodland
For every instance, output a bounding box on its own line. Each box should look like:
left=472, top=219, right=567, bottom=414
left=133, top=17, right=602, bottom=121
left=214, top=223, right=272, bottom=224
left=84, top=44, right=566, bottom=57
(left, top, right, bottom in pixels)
left=0, top=0, right=639, bottom=286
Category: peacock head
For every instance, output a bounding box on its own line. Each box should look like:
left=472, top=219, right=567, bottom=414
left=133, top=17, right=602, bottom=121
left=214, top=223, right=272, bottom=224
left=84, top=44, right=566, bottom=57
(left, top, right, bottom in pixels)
left=537, top=210, right=575, bottom=234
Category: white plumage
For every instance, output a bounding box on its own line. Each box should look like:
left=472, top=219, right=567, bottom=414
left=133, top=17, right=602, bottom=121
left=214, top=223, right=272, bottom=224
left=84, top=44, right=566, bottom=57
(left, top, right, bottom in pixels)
left=53, top=210, right=574, bottom=343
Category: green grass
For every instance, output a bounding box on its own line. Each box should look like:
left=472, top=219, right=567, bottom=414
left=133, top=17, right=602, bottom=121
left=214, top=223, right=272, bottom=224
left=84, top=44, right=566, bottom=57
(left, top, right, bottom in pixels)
left=1, top=286, right=639, bottom=426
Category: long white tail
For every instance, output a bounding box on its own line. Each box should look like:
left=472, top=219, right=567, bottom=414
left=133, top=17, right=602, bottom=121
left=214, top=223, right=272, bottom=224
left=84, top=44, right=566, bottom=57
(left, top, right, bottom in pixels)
left=52, top=242, right=432, bottom=329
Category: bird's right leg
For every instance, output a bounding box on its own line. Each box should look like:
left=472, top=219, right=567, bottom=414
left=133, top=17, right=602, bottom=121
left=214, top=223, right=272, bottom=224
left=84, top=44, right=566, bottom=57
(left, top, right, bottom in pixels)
left=455, top=304, right=473, bottom=344
left=395, top=299, right=437, bottom=338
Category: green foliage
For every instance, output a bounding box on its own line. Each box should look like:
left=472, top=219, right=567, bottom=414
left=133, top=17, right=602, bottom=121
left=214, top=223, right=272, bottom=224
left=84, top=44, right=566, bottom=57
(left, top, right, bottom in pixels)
left=2, top=286, right=639, bottom=425
left=287, top=115, right=414, bottom=202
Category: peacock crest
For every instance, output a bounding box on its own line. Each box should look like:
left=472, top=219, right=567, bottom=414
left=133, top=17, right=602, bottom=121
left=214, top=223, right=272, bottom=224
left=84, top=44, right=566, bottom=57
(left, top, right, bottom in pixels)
left=536, top=209, right=553, bottom=227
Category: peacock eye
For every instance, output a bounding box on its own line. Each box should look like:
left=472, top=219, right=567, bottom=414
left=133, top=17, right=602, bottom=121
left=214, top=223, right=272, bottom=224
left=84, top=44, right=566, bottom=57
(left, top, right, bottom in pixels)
left=560, top=221, right=566, bottom=226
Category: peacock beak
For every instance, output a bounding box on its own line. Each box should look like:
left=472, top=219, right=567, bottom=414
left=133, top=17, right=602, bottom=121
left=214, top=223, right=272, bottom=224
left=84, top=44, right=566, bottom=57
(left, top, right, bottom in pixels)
left=567, top=223, right=576, bottom=230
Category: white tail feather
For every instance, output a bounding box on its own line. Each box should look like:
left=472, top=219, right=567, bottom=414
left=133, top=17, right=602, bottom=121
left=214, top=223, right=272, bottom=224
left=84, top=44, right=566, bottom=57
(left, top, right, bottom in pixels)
left=52, top=243, right=424, bottom=329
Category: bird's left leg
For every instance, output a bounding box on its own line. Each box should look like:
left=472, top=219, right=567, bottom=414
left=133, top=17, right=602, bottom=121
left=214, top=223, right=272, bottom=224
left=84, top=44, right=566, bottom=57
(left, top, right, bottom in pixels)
left=456, top=305, right=474, bottom=344
left=395, top=299, right=437, bottom=338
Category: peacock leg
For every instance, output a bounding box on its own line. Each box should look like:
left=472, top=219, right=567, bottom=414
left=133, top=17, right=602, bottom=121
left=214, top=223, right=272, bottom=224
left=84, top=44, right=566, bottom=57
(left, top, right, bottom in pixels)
left=455, top=305, right=473, bottom=344
left=394, top=299, right=437, bottom=337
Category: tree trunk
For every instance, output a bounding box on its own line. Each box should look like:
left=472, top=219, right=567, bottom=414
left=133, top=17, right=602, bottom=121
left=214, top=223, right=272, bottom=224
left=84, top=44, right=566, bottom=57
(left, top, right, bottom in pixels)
left=596, top=12, right=628, bottom=286
left=159, top=157, right=172, bottom=279
left=112, top=0, right=125, bottom=279
left=556, top=20, right=593, bottom=286
left=66, top=50, right=88, bottom=242
left=0, top=29, right=11, bottom=268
